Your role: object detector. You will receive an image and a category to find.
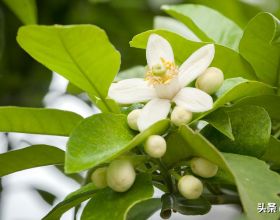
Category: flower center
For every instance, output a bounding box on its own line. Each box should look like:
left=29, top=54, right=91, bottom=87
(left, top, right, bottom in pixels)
left=145, top=58, right=179, bottom=85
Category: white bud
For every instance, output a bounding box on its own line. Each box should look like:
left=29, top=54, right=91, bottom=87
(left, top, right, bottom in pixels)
left=178, top=175, right=203, bottom=199
left=91, top=167, right=108, bottom=189
left=171, top=106, right=192, bottom=126
left=127, top=109, right=142, bottom=131
left=107, top=159, right=136, bottom=192
left=191, top=157, right=218, bottom=178
left=196, top=67, right=224, bottom=94
left=144, top=135, right=166, bottom=158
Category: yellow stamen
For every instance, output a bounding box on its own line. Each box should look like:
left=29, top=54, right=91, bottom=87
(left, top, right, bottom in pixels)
left=145, top=58, right=179, bottom=85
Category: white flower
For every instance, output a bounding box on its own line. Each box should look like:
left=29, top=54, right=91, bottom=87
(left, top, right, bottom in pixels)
left=109, top=34, right=214, bottom=131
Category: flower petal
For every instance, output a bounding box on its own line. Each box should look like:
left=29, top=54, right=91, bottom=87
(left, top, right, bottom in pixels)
left=146, top=34, right=174, bottom=68
left=108, top=78, right=157, bottom=104
left=173, top=87, right=213, bottom=112
left=137, top=98, right=171, bottom=131
left=178, top=44, right=215, bottom=87
left=155, top=77, right=181, bottom=100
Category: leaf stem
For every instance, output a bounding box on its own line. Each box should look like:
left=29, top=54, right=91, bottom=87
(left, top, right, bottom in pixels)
left=152, top=159, right=173, bottom=193
left=169, top=170, right=181, bottom=181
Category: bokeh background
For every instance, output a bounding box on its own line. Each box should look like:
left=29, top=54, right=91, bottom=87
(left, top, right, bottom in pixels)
left=0, top=0, right=279, bottom=219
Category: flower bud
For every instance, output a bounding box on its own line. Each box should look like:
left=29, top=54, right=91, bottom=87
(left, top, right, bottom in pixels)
left=178, top=175, right=203, bottom=199
left=144, top=135, right=166, bottom=158
left=152, top=64, right=166, bottom=76
left=191, top=157, right=218, bottom=178
left=196, top=67, right=224, bottom=94
left=107, top=159, right=136, bottom=192
left=91, top=167, right=107, bottom=189
left=171, top=106, right=192, bottom=126
left=127, top=109, right=142, bottom=131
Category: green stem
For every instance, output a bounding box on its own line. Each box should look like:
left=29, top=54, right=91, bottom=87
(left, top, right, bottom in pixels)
left=152, top=159, right=173, bottom=193
left=169, top=170, right=181, bottom=181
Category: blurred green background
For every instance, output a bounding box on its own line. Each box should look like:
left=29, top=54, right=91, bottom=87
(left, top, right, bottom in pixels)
left=0, top=0, right=279, bottom=107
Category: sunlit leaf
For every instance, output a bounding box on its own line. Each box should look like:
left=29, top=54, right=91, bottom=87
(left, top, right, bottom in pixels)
left=162, top=4, right=243, bottom=50
left=0, top=107, right=83, bottom=136
left=0, top=145, right=64, bottom=177
left=224, top=153, right=280, bottom=220
left=65, top=113, right=169, bottom=173
left=153, top=16, right=200, bottom=41
left=17, top=25, right=121, bottom=113
left=239, top=13, right=280, bottom=86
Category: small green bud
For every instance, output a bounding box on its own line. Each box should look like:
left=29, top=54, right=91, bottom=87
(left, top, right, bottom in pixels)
left=107, top=159, right=136, bottom=192
left=191, top=157, right=218, bottom=178
left=91, top=167, right=108, bottom=189
left=144, top=135, right=166, bottom=158
left=171, top=106, right=192, bottom=126
left=127, top=109, right=142, bottom=131
left=196, top=67, right=224, bottom=94
left=152, top=64, right=166, bottom=76
left=178, top=175, right=203, bottom=199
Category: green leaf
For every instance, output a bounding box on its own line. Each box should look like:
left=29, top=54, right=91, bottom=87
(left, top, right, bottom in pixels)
left=0, top=107, right=83, bottom=136
left=65, top=113, right=169, bottom=173
left=127, top=198, right=161, bottom=220
left=203, top=108, right=234, bottom=140
left=202, top=105, right=271, bottom=157
left=3, top=0, right=37, bottom=24
left=153, top=16, right=200, bottom=41
left=130, top=30, right=256, bottom=80
left=214, top=78, right=275, bottom=108
left=81, top=174, right=153, bottom=220
left=162, top=4, right=243, bottom=50
left=17, top=25, right=121, bottom=113
left=42, top=183, right=98, bottom=220
left=234, top=95, right=280, bottom=120
left=162, top=131, right=193, bottom=167
left=178, top=125, right=231, bottom=172
left=35, top=188, right=56, bottom=205
left=194, top=78, right=275, bottom=122
left=115, top=66, right=145, bottom=81
left=261, top=136, right=280, bottom=169
left=239, top=13, right=280, bottom=86
left=0, top=145, right=64, bottom=177
left=66, top=82, right=84, bottom=95
left=224, top=153, right=280, bottom=220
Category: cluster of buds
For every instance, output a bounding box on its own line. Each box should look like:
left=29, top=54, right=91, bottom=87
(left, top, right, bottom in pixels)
left=178, top=157, right=218, bottom=199
left=102, top=67, right=222, bottom=194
